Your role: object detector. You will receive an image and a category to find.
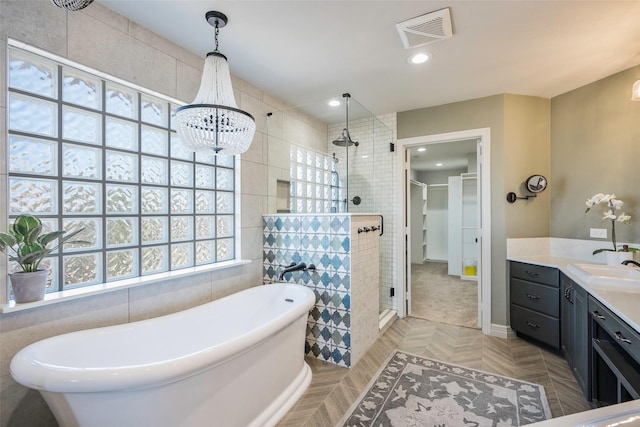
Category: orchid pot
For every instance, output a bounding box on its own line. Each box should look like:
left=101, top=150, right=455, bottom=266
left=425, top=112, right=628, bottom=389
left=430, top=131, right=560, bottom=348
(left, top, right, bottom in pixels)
left=605, top=251, right=633, bottom=266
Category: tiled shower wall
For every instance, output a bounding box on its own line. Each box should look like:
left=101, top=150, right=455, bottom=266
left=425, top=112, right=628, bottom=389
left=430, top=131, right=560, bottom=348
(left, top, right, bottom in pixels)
left=328, top=113, right=397, bottom=314
left=263, top=214, right=380, bottom=367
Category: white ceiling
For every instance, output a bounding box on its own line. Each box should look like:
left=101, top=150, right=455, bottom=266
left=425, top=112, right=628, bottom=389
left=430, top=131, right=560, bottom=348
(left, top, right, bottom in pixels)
left=97, top=0, right=640, bottom=119
left=409, top=139, right=477, bottom=172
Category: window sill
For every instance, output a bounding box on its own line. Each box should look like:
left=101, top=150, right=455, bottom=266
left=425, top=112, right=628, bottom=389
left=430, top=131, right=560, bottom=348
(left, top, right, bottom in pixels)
left=1, top=259, right=252, bottom=314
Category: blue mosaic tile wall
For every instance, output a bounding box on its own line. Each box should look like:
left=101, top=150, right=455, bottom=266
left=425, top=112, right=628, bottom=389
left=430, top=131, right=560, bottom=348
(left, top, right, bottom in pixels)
left=263, top=215, right=352, bottom=367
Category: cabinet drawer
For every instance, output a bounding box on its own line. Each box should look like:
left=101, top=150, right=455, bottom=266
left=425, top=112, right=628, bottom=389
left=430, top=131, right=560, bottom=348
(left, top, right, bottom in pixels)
left=511, top=304, right=560, bottom=348
left=510, top=262, right=559, bottom=287
left=590, top=297, right=640, bottom=364
left=511, top=278, right=559, bottom=317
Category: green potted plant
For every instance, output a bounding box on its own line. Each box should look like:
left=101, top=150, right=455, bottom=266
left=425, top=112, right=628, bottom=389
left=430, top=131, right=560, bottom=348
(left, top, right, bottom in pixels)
left=0, top=214, right=85, bottom=303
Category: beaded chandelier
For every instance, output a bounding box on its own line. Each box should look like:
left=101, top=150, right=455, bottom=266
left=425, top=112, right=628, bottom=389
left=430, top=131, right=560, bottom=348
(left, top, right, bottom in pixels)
left=174, top=11, right=256, bottom=155
left=50, top=0, right=94, bottom=11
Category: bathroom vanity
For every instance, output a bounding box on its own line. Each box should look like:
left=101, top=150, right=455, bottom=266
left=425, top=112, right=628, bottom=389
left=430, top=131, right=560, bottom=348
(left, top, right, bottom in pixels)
left=507, top=238, right=640, bottom=412
left=509, top=262, right=560, bottom=348
left=509, top=259, right=640, bottom=407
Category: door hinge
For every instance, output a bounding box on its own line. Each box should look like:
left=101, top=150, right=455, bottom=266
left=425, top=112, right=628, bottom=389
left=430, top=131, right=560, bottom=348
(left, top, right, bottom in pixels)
left=390, top=142, right=395, bottom=152
left=390, top=287, right=395, bottom=297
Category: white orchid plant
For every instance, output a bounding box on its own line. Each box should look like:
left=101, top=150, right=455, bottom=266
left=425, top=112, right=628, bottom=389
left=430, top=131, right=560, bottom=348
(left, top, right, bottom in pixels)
left=585, top=193, right=635, bottom=255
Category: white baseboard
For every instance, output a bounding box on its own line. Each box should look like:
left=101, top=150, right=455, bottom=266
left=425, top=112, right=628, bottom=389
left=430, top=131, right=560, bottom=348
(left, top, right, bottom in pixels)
left=490, top=323, right=517, bottom=339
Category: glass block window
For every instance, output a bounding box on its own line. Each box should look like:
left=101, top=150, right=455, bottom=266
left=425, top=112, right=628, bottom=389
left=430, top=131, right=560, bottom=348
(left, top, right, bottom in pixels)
left=7, top=46, right=236, bottom=295
left=289, top=148, right=342, bottom=213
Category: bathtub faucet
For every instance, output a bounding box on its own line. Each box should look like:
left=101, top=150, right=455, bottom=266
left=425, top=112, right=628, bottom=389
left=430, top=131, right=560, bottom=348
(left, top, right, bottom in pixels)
left=278, top=262, right=315, bottom=281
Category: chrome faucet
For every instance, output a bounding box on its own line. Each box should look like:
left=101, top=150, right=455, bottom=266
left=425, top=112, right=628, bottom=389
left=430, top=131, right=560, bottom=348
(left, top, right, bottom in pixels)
left=277, top=262, right=315, bottom=281
left=621, top=259, right=640, bottom=268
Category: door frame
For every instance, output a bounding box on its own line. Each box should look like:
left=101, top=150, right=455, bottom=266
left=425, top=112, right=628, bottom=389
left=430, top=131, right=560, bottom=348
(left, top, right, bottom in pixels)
left=396, top=127, right=492, bottom=334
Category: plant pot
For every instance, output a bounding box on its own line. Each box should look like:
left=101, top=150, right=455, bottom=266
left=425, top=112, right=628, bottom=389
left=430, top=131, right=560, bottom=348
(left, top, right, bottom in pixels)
left=605, top=251, right=633, bottom=266
left=9, top=269, right=49, bottom=303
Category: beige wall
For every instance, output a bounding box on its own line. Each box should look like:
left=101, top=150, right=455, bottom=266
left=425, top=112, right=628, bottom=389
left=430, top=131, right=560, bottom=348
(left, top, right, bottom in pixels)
left=550, top=65, right=640, bottom=245
left=0, top=1, right=326, bottom=425
left=398, top=94, right=551, bottom=327
left=504, top=95, right=551, bottom=238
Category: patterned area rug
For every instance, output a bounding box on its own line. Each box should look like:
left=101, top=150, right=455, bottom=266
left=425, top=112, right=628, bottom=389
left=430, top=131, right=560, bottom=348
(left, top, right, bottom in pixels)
left=339, top=351, right=551, bottom=427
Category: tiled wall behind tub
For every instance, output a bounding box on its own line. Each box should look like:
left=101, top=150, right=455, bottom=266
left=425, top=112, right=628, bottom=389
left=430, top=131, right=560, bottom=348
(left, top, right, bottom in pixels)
left=263, top=214, right=380, bottom=367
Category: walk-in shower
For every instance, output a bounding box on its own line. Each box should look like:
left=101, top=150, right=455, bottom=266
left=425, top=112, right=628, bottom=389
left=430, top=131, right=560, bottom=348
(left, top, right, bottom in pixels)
left=266, top=93, right=396, bottom=323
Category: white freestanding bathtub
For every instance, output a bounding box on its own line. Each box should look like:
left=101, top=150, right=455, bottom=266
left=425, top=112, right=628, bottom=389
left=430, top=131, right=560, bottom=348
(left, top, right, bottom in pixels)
left=10, top=283, right=315, bottom=427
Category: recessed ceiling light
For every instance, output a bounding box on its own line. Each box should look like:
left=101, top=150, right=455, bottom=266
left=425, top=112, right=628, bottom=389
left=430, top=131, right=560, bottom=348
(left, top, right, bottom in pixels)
left=417, top=147, right=426, bottom=152
left=408, top=52, right=431, bottom=65
left=328, top=100, right=341, bottom=107
left=362, top=155, right=369, bottom=159
left=436, top=163, right=443, bottom=167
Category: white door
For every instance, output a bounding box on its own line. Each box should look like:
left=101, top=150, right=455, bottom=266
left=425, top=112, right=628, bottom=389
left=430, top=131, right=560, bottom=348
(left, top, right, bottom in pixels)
left=447, top=175, right=462, bottom=276
left=404, top=149, right=412, bottom=315
left=410, top=182, right=426, bottom=264
left=397, top=128, right=491, bottom=334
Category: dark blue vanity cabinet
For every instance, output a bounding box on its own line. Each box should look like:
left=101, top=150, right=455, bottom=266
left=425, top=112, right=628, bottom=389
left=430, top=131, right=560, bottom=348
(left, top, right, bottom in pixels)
left=509, top=261, right=561, bottom=348
left=590, top=296, right=640, bottom=407
left=561, top=273, right=590, bottom=400
left=510, top=260, right=640, bottom=407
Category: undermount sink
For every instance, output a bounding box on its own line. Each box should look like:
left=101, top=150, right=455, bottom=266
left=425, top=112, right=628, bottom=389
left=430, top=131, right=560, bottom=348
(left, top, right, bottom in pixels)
left=567, top=263, right=640, bottom=289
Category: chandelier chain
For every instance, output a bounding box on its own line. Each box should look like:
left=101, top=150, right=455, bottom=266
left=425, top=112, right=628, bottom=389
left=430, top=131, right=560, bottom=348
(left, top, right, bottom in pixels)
left=214, top=24, right=220, bottom=52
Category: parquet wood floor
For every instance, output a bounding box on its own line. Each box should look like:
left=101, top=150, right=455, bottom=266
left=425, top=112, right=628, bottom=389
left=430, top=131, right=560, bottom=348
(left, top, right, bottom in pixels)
left=277, top=317, right=590, bottom=427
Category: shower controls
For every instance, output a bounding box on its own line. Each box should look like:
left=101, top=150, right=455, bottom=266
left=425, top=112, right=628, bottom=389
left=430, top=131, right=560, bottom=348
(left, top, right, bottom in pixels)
left=351, top=196, right=361, bottom=205
left=358, top=225, right=380, bottom=234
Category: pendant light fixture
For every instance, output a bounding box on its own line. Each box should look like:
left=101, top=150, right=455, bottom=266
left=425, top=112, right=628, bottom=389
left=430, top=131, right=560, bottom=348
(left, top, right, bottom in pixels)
left=50, top=0, right=94, bottom=11
left=174, top=11, right=256, bottom=155
left=632, top=78, right=640, bottom=101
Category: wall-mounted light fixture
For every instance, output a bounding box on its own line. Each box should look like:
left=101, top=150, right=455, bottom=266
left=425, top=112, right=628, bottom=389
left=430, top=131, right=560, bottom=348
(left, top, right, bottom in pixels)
left=174, top=11, right=256, bottom=155
left=632, top=78, right=640, bottom=101
left=50, top=0, right=94, bottom=11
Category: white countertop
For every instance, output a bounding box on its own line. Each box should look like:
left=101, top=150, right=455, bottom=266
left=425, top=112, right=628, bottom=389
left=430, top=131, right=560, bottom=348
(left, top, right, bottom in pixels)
left=507, top=238, right=640, bottom=426
left=533, top=399, right=640, bottom=426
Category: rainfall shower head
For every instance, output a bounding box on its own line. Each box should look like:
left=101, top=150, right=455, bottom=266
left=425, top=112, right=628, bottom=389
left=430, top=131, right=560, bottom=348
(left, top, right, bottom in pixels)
left=332, top=129, right=359, bottom=147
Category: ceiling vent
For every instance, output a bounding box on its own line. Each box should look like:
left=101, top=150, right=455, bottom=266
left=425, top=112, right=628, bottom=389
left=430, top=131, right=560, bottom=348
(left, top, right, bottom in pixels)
left=396, top=8, right=453, bottom=49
